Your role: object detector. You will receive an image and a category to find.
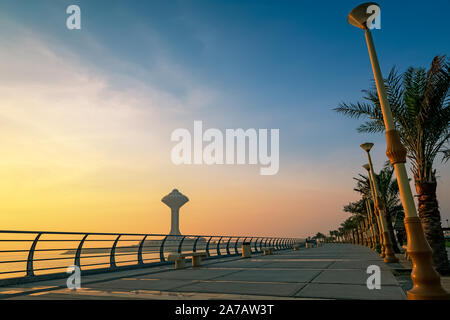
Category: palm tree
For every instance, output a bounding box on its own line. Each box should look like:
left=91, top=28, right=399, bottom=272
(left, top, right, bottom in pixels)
left=329, top=230, right=338, bottom=242
left=335, top=55, right=450, bottom=274
left=315, top=232, right=326, bottom=239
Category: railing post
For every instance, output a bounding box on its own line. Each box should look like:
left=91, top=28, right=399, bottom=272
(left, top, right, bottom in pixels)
left=226, top=237, right=232, bottom=255
left=160, top=235, right=169, bottom=262
left=234, top=237, right=241, bottom=255
left=26, top=233, right=42, bottom=277
left=242, top=237, right=248, bottom=255
left=264, top=238, right=268, bottom=249
left=74, top=234, right=89, bottom=268
left=193, top=236, right=200, bottom=252
left=248, top=237, right=254, bottom=253
left=253, top=238, right=259, bottom=253
left=178, top=236, right=186, bottom=254
left=138, top=235, right=148, bottom=265
left=216, top=236, right=223, bottom=256
left=110, top=235, right=121, bottom=269
left=206, top=236, right=213, bottom=257
left=192, top=236, right=200, bottom=252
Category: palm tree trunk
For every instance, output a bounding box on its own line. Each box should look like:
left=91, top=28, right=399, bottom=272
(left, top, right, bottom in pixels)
left=415, top=181, right=450, bottom=275
left=385, top=211, right=401, bottom=253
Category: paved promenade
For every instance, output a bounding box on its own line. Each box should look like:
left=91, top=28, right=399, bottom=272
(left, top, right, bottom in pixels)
left=0, top=244, right=407, bottom=300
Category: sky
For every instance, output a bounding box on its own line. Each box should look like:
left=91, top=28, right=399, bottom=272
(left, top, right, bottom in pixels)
left=0, top=0, right=449, bottom=237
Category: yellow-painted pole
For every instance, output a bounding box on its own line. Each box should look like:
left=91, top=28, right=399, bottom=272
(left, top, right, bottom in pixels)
left=363, top=28, right=448, bottom=300
left=362, top=151, right=399, bottom=263
left=363, top=164, right=385, bottom=257
left=369, top=200, right=380, bottom=249
left=365, top=199, right=377, bottom=250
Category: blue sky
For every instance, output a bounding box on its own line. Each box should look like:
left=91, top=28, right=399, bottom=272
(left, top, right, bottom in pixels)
left=0, top=1, right=449, bottom=235
left=4, top=0, right=446, bottom=152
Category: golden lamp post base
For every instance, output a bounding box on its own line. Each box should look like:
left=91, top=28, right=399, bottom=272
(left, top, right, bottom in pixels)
left=379, top=242, right=385, bottom=258
left=382, top=232, right=399, bottom=263
left=404, top=217, right=449, bottom=300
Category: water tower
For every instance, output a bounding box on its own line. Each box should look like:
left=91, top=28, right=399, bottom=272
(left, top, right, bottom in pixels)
left=161, top=189, right=189, bottom=235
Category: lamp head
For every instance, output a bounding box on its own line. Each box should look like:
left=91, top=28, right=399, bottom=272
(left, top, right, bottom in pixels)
left=362, top=164, right=370, bottom=172
left=347, top=2, right=379, bottom=30
left=360, top=142, right=374, bottom=152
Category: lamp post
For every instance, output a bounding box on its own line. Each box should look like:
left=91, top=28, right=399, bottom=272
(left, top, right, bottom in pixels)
left=361, top=145, right=399, bottom=263
left=367, top=216, right=375, bottom=249
left=362, top=164, right=386, bottom=258
left=348, top=3, right=448, bottom=299
left=361, top=220, right=367, bottom=247
left=366, top=198, right=380, bottom=250
left=364, top=217, right=372, bottom=248
left=363, top=163, right=385, bottom=257
left=364, top=200, right=376, bottom=250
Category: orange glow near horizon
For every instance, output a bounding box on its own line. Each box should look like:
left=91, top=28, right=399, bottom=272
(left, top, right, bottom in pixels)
left=1, top=21, right=449, bottom=239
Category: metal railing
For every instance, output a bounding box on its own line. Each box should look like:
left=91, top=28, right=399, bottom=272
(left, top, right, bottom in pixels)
left=0, top=230, right=301, bottom=285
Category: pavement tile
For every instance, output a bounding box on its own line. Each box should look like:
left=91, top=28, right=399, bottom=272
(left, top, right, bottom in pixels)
left=174, top=280, right=307, bottom=297
left=213, top=269, right=321, bottom=283
left=295, top=283, right=406, bottom=300
left=312, top=269, right=398, bottom=285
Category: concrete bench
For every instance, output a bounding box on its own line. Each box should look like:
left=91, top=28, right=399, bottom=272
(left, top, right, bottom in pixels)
left=263, top=247, right=274, bottom=255
left=167, top=252, right=208, bottom=269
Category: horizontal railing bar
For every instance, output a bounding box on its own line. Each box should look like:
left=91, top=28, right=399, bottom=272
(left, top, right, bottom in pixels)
left=73, top=252, right=140, bottom=260
left=0, top=246, right=154, bottom=253
left=74, top=262, right=112, bottom=268
left=18, top=265, right=69, bottom=273
left=0, top=269, right=27, bottom=275
left=112, top=259, right=141, bottom=265
left=0, top=230, right=288, bottom=239
left=0, top=257, right=163, bottom=275
left=0, top=239, right=116, bottom=242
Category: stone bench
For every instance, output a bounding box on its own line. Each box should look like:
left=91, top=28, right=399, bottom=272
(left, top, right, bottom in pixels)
left=167, top=252, right=208, bottom=269
left=263, top=247, right=275, bottom=255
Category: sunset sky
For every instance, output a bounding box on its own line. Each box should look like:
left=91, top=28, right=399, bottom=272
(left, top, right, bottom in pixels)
left=0, top=0, right=449, bottom=237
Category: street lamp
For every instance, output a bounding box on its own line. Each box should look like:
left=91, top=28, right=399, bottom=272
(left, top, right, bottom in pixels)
left=364, top=198, right=378, bottom=250
left=348, top=3, right=448, bottom=299
left=361, top=150, right=398, bottom=263
left=364, top=165, right=385, bottom=257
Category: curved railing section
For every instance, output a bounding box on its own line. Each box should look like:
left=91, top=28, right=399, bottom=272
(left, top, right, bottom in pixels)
left=0, top=230, right=302, bottom=285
